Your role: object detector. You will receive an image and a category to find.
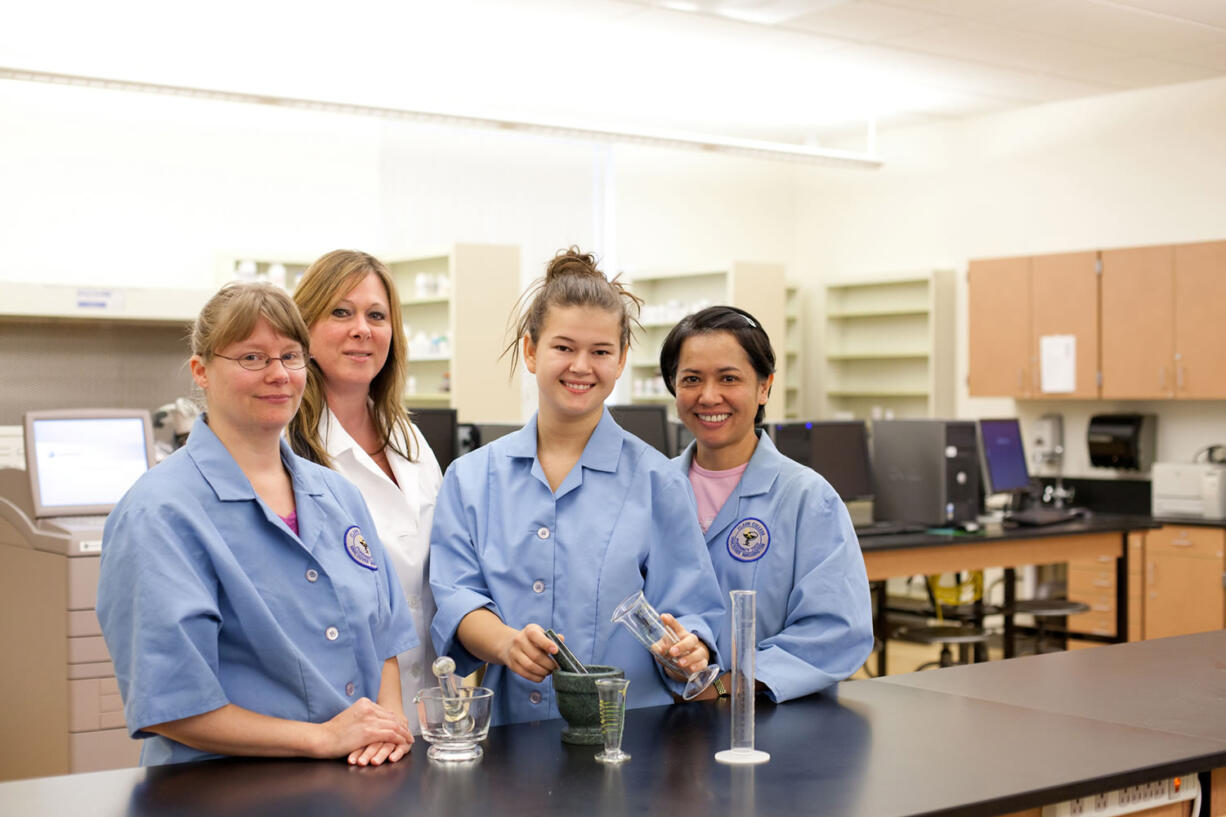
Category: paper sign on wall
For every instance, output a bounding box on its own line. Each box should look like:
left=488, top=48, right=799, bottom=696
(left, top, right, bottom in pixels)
left=1039, top=334, right=1076, bottom=393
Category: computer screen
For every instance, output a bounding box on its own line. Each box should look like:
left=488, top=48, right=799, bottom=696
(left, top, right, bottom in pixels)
left=411, top=408, right=459, bottom=472
left=978, top=418, right=1031, bottom=495
left=773, top=421, right=873, bottom=502
left=608, top=405, right=671, bottom=457
left=24, top=409, right=157, bottom=518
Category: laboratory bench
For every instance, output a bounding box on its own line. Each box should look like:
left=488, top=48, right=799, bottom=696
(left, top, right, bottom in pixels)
left=2, top=633, right=1224, bottom=817
left=859, top=514, right=1162, bottom=676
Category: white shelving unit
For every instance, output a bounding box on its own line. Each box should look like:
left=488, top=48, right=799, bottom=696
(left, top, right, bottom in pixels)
left=389, top=244, right=521, bottom=423
left=783, top=283, right=803, bottom=420
left=626, top=262, right=789, bottom=423
left=823, top=270, right=954, bottom=420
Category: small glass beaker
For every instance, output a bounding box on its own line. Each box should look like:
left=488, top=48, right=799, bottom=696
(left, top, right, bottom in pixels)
left=414, top=687, right=494, bottom=762
left=611, top=590, right=718, bottom=700
left=594, top=678, right=630, bottom=765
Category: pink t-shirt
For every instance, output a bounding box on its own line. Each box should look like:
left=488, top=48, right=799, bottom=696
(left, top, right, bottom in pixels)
left=688, top=460, right=748, bottom=533
left=279, top=510, right=299, bottom=536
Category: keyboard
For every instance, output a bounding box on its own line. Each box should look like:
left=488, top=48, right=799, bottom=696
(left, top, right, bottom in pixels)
left=1006, top=507, right=1080, bottom=526
left=855, top=521, right=928, bottom=537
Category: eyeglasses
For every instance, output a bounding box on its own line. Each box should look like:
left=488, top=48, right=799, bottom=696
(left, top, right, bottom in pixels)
left=213, top=351, right=307, bottom=371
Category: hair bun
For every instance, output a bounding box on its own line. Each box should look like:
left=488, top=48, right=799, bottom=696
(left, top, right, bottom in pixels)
left=545, top=247, right=602, bottom=282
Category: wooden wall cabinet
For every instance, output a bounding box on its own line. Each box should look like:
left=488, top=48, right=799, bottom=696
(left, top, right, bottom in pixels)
left=1143, top=525, right=1225, bottom=641
left=968, top=251, right=1099, bottom=399
left=1173, top=241, right=1226, bottom=398
left=1101, top=245, right=1176, bottom=398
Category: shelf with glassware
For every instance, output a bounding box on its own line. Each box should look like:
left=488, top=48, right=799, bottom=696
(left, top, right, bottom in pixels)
left=388, top=244, right=521, bottom=423
left=823, top=270, right=954, bottom=420
left=624, top=263, right=789, bottom=422
left=215, top=255, right=313, bottom=291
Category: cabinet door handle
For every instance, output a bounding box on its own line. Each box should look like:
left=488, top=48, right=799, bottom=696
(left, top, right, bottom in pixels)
left=1173, top=538, right=1193, bottom=547
left=1017, top=369, right=1024, bottom=391
left=1148, top=562, right=1156, bottom=587
left=1177, top=365, right=1185, bottom=390
left=1159, top=365, right=1167, bottom=390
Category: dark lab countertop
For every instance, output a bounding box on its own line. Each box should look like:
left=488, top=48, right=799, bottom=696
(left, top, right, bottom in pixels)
left=856, top=513, right=1159, bottom=553
left=4, top=634, right=1226, bottom=817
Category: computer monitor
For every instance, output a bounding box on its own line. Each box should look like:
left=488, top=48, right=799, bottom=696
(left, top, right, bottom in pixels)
left=978, top=418, right=1031, bottom=495
left=608, top=405, right=671, bottom=457
left=772, top=420, right=874, bottom=502
left=411, top=408, right=459, bottom=472
left=23, top=408, right=157, bottom=518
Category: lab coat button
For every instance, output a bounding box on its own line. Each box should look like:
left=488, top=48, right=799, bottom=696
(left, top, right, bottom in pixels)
left=325, top=626, right=340, bottom=641
left=529, top=691, right=542, bottom=704
left=305, top=569, right=319, bottom=583
left=537, top=527, right=550, bottom=539
left=345, top=682, right=356, bottom=696
left=532, top=580, right=545, bottom=594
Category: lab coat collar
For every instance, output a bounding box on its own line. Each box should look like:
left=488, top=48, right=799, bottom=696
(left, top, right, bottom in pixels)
left=677, top=429, right=779, bottom=498
left=505, top=409, right=622, bottom=475
left=186, top=414, right=326, bottom=502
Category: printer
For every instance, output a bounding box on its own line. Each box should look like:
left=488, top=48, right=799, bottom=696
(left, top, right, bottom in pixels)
left=1152, top=462, right=1226, bottom=520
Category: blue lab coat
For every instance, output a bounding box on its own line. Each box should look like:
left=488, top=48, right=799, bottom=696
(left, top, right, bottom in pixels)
left=675, top=432, right=874, bottom=702
left=97, top=415, right=418, bottom=766
left=429, top=409, right=725, bottom=726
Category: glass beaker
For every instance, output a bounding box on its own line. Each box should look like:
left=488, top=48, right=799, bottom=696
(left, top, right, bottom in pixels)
left=611, top=590, right=718, bottom=700
left=415, top=687, right=494, bottom=762
left=594, top=678, right=631, bottom=765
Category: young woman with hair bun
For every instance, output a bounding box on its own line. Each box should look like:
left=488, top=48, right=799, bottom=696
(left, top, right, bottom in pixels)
left=429, top=248, right=724, bottom=726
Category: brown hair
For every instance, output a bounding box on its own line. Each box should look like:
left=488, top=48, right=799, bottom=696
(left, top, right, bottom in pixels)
left=192, top=282, right=310, bottom=362
left=288, top=249, right=418, bottom=467
left=504, top=247, right=643, bottom=372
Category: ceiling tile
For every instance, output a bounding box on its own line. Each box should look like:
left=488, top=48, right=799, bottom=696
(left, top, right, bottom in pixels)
left=1070, top=56, right=1223, bottom=87
left=872, top=0, right=1032, bottom=23
left=995, top=0, right=1226, bottom=54
left=882, top=18, right=1132, bottom=76
left=1107, top=0, right=1226, bottom=29
left=786, top=1, right=947, bottom=42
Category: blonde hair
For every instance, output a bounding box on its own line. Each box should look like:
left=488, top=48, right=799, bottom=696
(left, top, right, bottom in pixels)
left=504, top=247, right=643, bottom=372
left=192, top=282, right=310, bottom=362
left=288, top=249, right=418, bottom=467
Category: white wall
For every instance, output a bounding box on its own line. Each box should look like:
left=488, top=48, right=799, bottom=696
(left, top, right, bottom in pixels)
left=793, top=75, right=1226, bottom=473
left=0, top=82, right=383, bottom=288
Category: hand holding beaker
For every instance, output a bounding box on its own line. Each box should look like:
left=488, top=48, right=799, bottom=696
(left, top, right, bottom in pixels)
left=657, top=613, right=710, bottom=680
left=612, top=590, right=719, bottom=700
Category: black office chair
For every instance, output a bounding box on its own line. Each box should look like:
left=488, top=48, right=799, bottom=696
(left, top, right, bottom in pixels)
left=898, top=573, right=993, bottom=670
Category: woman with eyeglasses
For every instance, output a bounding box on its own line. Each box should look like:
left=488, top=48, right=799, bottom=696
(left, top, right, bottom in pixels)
left=659, top=305, right=873, bottom=702
left=97, top=282, right=417, bottom=767
left=289, top=250, right=443, bottom=734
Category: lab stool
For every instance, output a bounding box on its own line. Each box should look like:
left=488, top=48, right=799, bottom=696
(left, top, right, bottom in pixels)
left=899, top=624, right=991, bottom=669
left=1006, top=598, right=1091, bottom=655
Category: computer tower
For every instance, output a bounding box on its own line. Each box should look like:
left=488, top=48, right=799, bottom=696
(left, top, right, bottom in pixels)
left=870, top=419, right=980, bottom=526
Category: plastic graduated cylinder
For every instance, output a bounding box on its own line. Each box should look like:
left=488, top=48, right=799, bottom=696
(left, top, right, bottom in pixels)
left=715, top=590, right=770, bottom=765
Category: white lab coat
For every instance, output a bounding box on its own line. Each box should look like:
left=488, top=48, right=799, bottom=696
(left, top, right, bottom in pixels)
left=319, top=407, right=443, bottom=732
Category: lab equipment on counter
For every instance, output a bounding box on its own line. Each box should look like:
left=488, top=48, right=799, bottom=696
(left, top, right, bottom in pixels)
left=553, top=665, right=624, bottom=745
left=611, top=590, right=719, bottom=701
left=715, top=590, right=770, bottom=765
left=1152, top=462, right=1226, bottom=519
left=0, top=408, right=158, bottom=777
left=415, top=686, right=494, bottom=762
left=594, top=678, right=631, bottom=765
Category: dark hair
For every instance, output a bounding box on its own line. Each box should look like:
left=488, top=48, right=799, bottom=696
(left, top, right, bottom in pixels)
left=659, top=305, right=776, bottom=425
left=504, top=247, right=643, bottom=372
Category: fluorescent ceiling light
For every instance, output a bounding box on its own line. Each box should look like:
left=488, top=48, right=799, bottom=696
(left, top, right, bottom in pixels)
left=0, top=66, right=883, bottom=168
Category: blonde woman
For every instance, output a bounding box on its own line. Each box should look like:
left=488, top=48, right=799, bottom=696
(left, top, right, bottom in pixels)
left=290, top=250, right=442, bottom=732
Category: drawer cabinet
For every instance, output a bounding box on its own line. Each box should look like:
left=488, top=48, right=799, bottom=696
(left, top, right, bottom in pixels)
left=1145, top=526, right=1225, bottom=640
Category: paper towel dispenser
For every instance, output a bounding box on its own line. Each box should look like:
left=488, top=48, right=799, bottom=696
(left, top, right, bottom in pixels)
left=1087, top=414, right=1155, bottom=471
